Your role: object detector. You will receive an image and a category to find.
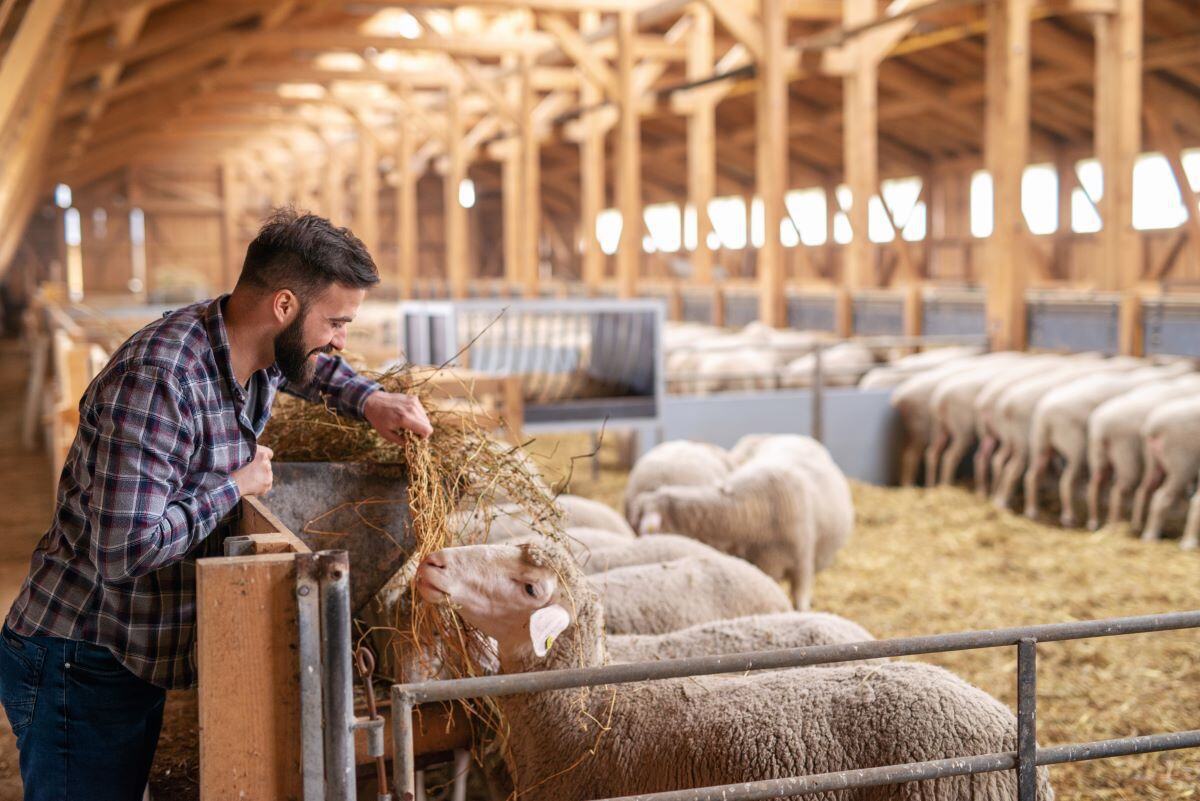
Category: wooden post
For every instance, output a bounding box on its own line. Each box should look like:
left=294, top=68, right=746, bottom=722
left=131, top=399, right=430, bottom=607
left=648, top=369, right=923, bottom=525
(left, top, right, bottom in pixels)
left=220, top=156, right=241, bottom=291
left=356, top=123, right=380, bottom=259
left=756, top=0, right=787, bottom=327
left=984, top=0, right=1032, bottom=351
left=520, top=54, right=541, bottom=297
left=1054, top=149, right=1075, bottom=280
left=1095, top=0, right=1143, bottom=354
left=841, top=0, right=878, bottom=336
left=580, top=11, right=606, bottom=292
left=396, top=112, right=418, bottom=299
left=687, top=2, right=716, bottom=287
left=616, top=9, right=641, bottom=299
left=444, top=81, right=468, bottom=299
left=322, top=145, right=345, bottom=225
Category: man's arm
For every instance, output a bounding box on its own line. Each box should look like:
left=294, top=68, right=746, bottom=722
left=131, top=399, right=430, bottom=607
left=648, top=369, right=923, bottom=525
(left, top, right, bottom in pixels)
left=88, top=366, right=241, bottom=582
left=278, top=353, right=379, bottom=420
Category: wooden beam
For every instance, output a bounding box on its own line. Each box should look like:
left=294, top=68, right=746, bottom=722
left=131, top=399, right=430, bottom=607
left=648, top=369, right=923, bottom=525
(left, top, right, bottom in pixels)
left=1095, top=0, right=1143, bottom=354
left=322, top=143, right=346, bottom=224
left=444, top=82, right=469, bottom=298
left=579, top=11, right=607, bottom=290
left=0, top=0, right=72, bottom=136
left=616, top=10, right=642, bottom=299
left=983, top=0, right=1032, bottom=351
left=520, top=55, right=542, bottom=296
left=842, top=0, right=879, bottom=322
left=699, top=0, right=764, bottom=61
left=1145, top=110, right=1200, bottom=281
left=687, top=2, right=716, bottom=285
left=538, top=12, right=621, bottom=101
left=757, top=0, right=787, bottom=326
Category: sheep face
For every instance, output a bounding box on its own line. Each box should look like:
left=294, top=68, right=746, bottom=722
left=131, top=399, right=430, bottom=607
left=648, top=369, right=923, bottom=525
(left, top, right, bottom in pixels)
left=627, top=490, right=669, bottom=535
left=417, top=543, right=573, bottom=661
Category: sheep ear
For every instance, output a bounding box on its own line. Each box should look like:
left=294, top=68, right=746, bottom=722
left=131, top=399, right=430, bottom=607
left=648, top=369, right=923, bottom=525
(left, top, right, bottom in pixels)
left=529, top=604, right=570, bottom=657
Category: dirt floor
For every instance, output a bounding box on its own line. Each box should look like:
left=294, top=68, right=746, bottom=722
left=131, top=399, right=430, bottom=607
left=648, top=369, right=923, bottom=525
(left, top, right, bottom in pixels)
left=0, top=346, right=1196, bottom=800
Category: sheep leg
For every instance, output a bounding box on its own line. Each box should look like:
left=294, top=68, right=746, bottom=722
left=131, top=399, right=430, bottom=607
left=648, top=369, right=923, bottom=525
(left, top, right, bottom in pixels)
left=987, top=440, right=1012, bottom=499
left=1086, top=463, right=1111, bottom=531
left=1106, top=478, right=1132, bottom=528
left=1141, top=473, right=1186, bottom=542
left=1180, top=485, right=1200, bottom=551
left=939, top=432, right=971, bottom=486
left=924, top=428, right=948, bottom=487
left=1131, top=452, right=1164, bottom=531
left=1059, top=456, right=1084, bottom=528
left=974, top=435, right=997, bottom=496
left=1023, top=450, right=1051, bottom=520
left=899, top=442, right=922, bottom=487
left=993, top=447, right=1025, bottom=511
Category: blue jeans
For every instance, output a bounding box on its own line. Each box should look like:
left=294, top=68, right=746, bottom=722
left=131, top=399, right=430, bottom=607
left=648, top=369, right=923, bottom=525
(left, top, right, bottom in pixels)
left=0, top=624, right=165, bottom=801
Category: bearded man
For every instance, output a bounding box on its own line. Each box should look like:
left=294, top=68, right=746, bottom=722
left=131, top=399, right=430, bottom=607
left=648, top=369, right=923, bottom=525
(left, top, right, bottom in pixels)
left=0, top=209, right=432, bottom=800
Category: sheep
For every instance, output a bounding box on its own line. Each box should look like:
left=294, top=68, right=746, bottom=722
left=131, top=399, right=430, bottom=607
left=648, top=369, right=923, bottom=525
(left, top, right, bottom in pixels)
left=622, top=439, right=733, bottom=523
left=990, top=357, right=1142, bottom=512
left=694, top=347, right=780, bottom=393
left=587, top=553, right=792, bottom=635
left=630, top=434, right=852, bottom=610
left=1182, top=471, right=1200, bottom=552
left=1085, top=373, right=1200, bottom=530
left=576, top=533, right=723, bottom=574
left=554, top=494, right=634, bottom=537
left=891, top=352, right=1015, bottom=486
left=859, top=346, right=984, bottom=390
left=1134, top=395, right=1200, bottom=545
left=606, top=611, right=879, bottom=664
left=1023, top=364, right=1191, bottom=526
left=780, top=341, right=874, bottom=388
left=448, top=502, right=539, bottom=543
left=413, top=541, right=1054, bottom=801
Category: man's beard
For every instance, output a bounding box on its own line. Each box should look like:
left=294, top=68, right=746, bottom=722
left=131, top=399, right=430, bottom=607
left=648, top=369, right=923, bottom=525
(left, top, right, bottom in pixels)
left=274, top=310, right=333, bottom=384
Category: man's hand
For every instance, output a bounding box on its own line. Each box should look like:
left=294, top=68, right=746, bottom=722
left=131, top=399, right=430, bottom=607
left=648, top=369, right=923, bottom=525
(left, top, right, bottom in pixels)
left=364, top=391, right=433, bottom=442
left=232, top=445, right=274, bottom=497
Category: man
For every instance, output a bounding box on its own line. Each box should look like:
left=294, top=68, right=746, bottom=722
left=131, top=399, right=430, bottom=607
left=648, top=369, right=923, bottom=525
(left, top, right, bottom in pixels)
left=0, top=209, right=432, bottom=800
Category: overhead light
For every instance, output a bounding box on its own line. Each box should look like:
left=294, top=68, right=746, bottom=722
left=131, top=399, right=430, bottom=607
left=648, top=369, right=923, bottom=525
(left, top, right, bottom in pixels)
left=363, top=9, right=421, bottom=39
left=458, top=178, right=475, bottom=209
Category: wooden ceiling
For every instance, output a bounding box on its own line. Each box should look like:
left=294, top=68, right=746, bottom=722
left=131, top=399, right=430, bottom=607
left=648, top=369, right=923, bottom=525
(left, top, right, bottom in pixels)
left=3, top=1, right=1200, bottom=253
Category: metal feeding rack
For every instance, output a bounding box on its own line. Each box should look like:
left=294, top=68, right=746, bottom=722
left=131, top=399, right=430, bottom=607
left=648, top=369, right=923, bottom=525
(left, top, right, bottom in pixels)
left=399, top=299, right=666, bottom=442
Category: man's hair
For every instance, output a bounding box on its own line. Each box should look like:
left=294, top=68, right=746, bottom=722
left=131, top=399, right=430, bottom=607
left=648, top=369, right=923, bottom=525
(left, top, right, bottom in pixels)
left=236, top=207, right=379, bottom=301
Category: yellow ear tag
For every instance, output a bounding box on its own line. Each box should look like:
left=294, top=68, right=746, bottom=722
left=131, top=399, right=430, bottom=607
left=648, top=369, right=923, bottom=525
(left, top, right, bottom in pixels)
left=544, top=634, right=556, bottom=652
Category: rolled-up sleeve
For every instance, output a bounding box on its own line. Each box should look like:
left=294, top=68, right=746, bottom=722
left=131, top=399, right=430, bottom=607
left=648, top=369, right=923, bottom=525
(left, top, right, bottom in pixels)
left=279, top=353, right=380, bottom=420
left=88, top=366, right=240, bottom=583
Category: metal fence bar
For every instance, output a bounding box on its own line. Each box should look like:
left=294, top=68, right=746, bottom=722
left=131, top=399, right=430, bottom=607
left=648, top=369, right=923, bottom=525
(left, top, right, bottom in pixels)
left=295, top=553, right=325, bottom=801
left=393, top=610, right=1200, bottom=704
left=1016, top=638, right=1038, bottom=801
left=319, top=550, right=357, bottom=801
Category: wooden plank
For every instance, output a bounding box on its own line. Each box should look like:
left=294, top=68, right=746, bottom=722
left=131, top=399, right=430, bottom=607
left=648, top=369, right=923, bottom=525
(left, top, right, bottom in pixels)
left=984, top=0, right=1032, bottom=351
left=688, top=2, right=716, bottom=286
left=396, top=109, right=419, bottom=299
left=757, top=0, right=787, bottom=326
left=538, top=12, right=620, bottom=101
left=579, top=11, right=607, bottom=291
left=197, top=553, right=301, bottom=801
left=616, top=10, right=641, bottom=300
left=444, top=82, right=469, bottom=299
left=699, top=0, right=764, bottom=61
left=0, top=0, right=71, bottom=136
left=1094, top=0, right=1143, bottom=353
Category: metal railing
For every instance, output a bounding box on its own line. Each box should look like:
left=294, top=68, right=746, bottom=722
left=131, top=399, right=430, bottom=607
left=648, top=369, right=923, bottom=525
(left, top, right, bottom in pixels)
left=390, top=609, right=1200, bottom=801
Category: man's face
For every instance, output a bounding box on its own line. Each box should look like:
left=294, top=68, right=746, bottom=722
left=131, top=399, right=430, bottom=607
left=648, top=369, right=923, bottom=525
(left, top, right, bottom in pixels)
left=274, top=283, right=367, bottom=384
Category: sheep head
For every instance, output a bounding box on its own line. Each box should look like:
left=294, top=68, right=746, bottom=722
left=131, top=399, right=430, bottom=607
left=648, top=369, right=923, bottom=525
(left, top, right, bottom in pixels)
left=416, top=541, right=598, bottom=670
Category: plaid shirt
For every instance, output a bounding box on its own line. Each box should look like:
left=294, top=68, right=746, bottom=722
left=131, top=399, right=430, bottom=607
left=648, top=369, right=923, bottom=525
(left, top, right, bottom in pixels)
left=6, top=297, right=379, bottom=688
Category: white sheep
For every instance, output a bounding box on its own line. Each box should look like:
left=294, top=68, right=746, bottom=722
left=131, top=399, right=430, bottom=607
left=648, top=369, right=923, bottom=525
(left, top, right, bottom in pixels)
left=554, top=494, right=634, bottom=537
left=1134, top=395, right=1200, bottom=546
left=622, top=439, right=733, bottom=523
left=1084, top=373, right=1200, bottom=530
left=780, top=341, right=874, bottom=388
left=588, top=553, right=792, bottom=634
left=412, top=541, right=1053, bottom=801
left=631, top=434, right=852, bottom=610
left=576, top=533, right=722, bottom=574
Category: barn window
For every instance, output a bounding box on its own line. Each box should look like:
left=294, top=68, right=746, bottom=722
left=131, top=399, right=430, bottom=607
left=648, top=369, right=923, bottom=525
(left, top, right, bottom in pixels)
left=970, top=171, right=993, bottom=238
left=708, top=196, right=748, bottom=249
left=643, top=203, right=681, bottom=253
left=1133, top=153, right=1186, bottom=231
left=785, top=188, right=827, bottom=246
left=596, top=209, right=622, bottom=255
left=1021, top=164, right=1058, bottom=235
left=1072, top=159, right=1103, bottom=233
left=54, top=184, right=72, bottom=209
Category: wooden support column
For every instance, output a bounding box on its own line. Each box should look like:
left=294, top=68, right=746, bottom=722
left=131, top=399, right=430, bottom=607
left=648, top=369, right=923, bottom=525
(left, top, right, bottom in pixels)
left=1054, top=149, right=1075, bottom=280
left=396, top=115, right=418, bottom=299
left=580, top=11, right=606, bottom=291
left=841, top=0, right=879, bottom=336
left=1095, top=0, right=1143, bottom=354
left=444, top=81, right=468, bottom=298
left=322, top=145, right=345, bottom=224
left=501, top=145, right=522, bottom=289
left=984, top=0, right=1032, bottom=351
left=355, top=124, right=380, bottom=259
left=757, top=0, right=787, bottom=326
left=520, top=54, right=541, bottom=297
left=220, top=157, right=241, bottom=290
left=687, top=2, right=716, bottom=287
left=616, top=9, right=641, bottom=299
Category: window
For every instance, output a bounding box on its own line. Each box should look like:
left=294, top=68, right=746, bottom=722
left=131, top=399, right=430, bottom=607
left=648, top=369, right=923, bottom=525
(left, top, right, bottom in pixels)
left=1072, top=159, right=1103, bottom=233
left=785, top=188, right=827, bottom=246
left=643, top=203, right=682, bottom=252
left=54, top=184, right=72, bottom=209
left=1021, top=164, right=1058, bottom=235
left=970, top=171, right=993, bottom=238
left=596, top=209, right=621, bottom=255
left=708, top=196, right=748, bottom=249
left=833, top=185, right=852, bottom=244
left=1132, top=153, right=1185, bottom=231
left=458, top=178, right=475, bottom=209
